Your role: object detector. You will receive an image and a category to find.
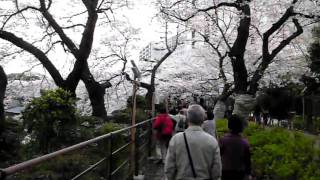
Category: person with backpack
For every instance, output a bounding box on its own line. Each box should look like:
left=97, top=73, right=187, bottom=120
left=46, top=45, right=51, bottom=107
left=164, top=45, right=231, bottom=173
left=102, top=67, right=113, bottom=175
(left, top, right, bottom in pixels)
left=153, top=106, right=174, bottom=164
left=165, top=104, right=222, bottom=180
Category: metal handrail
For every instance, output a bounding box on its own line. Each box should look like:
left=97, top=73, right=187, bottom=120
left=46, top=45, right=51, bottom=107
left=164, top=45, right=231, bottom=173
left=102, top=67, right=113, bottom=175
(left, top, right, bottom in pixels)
left=0, top=118, right=153, bottom=179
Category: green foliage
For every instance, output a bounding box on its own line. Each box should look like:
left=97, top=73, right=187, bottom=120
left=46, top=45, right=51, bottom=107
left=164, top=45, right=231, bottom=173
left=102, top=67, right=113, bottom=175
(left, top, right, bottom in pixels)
left=0, top=117, right=23, bottom=167
left=112, top=95, right=149, bottom=124
left=247, top=128, right=319, bottom=179
left=15, top=122, right=130, bottom=179
left=22, top=88, right=77, bottom=153
left=216, top=119, right=228, bottom=138
left=111, top=109, right=131, bottom=124
left=15, top=152, right=105, bottom=180
left=293, top=115, right=320, bottom=133
left=127, top=95, right=147, bottom=109
left=111, top=108, right=148, bottom=124
left=293, top=115, right=305, bottom=130
left=217, top=120, right=320, bottom=179
left=96, top=122, right=129, bottom=179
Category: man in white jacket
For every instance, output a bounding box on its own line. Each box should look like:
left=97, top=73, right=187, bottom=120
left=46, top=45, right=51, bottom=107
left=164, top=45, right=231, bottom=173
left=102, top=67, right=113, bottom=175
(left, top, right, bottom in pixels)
left=165, top=104, right=222, bottom=180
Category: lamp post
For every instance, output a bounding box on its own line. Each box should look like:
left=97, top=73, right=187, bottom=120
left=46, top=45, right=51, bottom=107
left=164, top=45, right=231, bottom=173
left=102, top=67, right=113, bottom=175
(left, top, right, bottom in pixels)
left=130, top=60, right=141, bottom=176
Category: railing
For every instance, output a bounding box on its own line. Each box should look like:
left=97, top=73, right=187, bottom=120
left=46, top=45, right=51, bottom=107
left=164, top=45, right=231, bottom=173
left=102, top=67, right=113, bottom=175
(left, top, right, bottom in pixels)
left=0, top=118, right=153, bottom=180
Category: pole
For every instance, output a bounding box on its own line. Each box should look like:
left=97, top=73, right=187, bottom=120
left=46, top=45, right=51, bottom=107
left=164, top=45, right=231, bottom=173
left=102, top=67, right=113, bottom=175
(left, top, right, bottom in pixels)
left=130, top=79, right=138, bottom=176
left=165, top=96, right=169, bottom=113
left=302, top=97, right=305, bottom=124
left=151, top=92, right=155, bottom=117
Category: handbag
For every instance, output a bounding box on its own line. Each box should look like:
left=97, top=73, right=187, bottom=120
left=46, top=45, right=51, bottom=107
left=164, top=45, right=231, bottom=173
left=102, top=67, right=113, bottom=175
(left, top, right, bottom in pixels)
left=183, top=132, right=197, bottom=178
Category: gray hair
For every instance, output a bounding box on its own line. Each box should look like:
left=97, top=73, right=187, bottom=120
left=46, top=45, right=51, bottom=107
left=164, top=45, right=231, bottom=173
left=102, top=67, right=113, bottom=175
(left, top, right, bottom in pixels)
left=187, top=104, right=206, bottom=125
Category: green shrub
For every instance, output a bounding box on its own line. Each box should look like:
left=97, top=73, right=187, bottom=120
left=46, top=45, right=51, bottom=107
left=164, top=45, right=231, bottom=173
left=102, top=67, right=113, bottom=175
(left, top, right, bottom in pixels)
left=216, top=119, right=228, bottom=138
left=15, top=152, right=104, bottom=180
left=111, top=108, right=131, bottom=124
left=292, top=115, right=320, bottom=133
left=95, top=122, right=130, bottom=179
left=293, top=115, right=305, bottom=130
left=15, top=122, right=130, bottom=179
left=22, top=88, right=77, bottom=154
left=127, top=95, right=147, bottom=109
left=0, top=117, right=23, bottom=167
left=112, top=108, right=148, bottom=124
left=216, top=119, right=320, bottom=179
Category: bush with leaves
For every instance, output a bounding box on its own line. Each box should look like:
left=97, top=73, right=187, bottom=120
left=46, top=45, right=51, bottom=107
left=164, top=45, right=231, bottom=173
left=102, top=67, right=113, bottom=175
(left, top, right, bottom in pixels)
left=112, top=95, right=149, bottom=124
left=216, top=119, right=320, bottom=179
left=293, top=115, right=320, bottom=134
left=13, top=122, right=131, bottom=179
left=0, top=117, right=23, bottom=167
left=22, top=88, right=77, bottom=154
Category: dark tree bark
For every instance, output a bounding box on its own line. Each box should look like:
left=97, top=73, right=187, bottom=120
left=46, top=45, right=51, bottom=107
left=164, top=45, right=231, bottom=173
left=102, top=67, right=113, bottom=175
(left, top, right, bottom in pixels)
left=81, top=63, right=111, bottom=119
left=77, top=2, right=112, bottom=119
left=165, top=0, right=310, bottom=96
left=228, top=1, right=250, bottom=94
left=145, top=49, right=175, bottom=108
left=248, top=4, right=303, bottom=94
left=0, top=0, right=113, bottom=119
left=0, top=66, right=7, bottom=133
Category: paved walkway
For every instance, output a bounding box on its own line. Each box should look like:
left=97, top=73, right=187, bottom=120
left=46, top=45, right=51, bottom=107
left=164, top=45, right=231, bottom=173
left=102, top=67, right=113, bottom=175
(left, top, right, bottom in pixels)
left=143, top=158, right=165, bottom=180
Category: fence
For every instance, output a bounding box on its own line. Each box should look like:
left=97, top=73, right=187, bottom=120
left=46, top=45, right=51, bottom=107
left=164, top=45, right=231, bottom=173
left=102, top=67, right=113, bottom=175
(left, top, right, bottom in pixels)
left=0, top=119, right=153, bottom=180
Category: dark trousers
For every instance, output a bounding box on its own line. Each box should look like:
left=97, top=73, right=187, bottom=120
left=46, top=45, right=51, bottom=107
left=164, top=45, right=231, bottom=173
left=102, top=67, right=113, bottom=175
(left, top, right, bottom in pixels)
left=160, top=134, right=172, bottom=148
left=222, top=170, right=246, bottom=180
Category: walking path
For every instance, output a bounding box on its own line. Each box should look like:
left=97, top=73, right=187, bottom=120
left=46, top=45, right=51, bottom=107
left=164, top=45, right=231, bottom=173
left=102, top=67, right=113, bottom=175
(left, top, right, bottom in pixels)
left=143, top=159, right=165, bottom=180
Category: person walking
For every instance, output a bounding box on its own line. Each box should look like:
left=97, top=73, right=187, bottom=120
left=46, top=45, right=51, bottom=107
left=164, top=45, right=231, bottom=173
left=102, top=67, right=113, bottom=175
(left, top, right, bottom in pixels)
left=202, top=109, right=216, bottom=137
left=165, top=104, right=222, bottom=180
left=153, top=106, right=174, bottom=163
left=253, top=105, right=261, bottom=125
left=219, top=115, right=252, bottom=180
left=174, top=108, right=187, bottom=133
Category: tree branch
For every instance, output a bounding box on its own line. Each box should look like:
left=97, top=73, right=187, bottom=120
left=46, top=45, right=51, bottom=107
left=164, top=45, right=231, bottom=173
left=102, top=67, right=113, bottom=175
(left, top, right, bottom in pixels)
left=39, top=0, right=79, bottom=56
left=249, top=18, right=303, bottom=94
left=161, top=2, right=239, bottom=22
left=0, top=30, right=64, bottom=86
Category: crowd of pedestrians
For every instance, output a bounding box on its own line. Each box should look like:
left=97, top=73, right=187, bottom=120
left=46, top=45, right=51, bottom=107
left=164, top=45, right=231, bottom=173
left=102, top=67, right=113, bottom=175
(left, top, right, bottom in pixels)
left=152, top=104, right=252, bottom=180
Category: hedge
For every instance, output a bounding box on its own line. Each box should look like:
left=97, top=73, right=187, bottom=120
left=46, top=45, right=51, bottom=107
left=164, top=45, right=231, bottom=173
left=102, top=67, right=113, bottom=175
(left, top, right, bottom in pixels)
left=216, top=119, right=320, bottom=180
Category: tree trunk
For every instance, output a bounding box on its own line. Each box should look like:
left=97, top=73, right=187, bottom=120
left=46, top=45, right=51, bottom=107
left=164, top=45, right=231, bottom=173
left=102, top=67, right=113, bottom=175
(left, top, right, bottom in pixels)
left=145, top=89, right=152, bottom=109
left=232, top=94, right=256, bottom=125
left=83, top=80, right=107, bottom=119
left=213, top=100, right=226, bottom=120
left=0, top=66, right=7, bottom=133
left=229, top=2, right=251, bottom=94
left=145, top=85, right=155, bottom=110
left=81, top=65, right=108, bottom=119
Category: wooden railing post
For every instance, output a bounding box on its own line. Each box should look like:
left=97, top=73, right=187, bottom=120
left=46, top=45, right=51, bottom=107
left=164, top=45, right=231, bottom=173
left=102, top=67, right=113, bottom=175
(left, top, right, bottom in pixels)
left=148, top=121, right=152, bottom=157
left=130, top=80, right=138, bottom=177
left=106, top=134, right=113, bottom=180
left=135, top=128, right=139, bottom=176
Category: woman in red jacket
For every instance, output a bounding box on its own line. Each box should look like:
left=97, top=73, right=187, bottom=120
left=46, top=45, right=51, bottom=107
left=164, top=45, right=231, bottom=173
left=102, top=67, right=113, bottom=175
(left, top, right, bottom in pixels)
left=153, top=106, right=174, bottom=163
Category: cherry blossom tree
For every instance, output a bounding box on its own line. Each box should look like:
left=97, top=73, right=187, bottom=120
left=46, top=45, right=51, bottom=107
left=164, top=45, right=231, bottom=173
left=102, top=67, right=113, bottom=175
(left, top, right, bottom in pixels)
left=159, top=0, right=319, bottom=119
left=0, top=0, right=134, bottom=119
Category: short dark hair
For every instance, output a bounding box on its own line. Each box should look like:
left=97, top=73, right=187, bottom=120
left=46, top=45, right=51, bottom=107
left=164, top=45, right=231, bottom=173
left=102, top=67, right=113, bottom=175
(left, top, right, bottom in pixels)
left=206, top=110, right=214, bottom=120
left=159, top=105, right=167, bottom=114
left=228, top=114, right=244, bottom=134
